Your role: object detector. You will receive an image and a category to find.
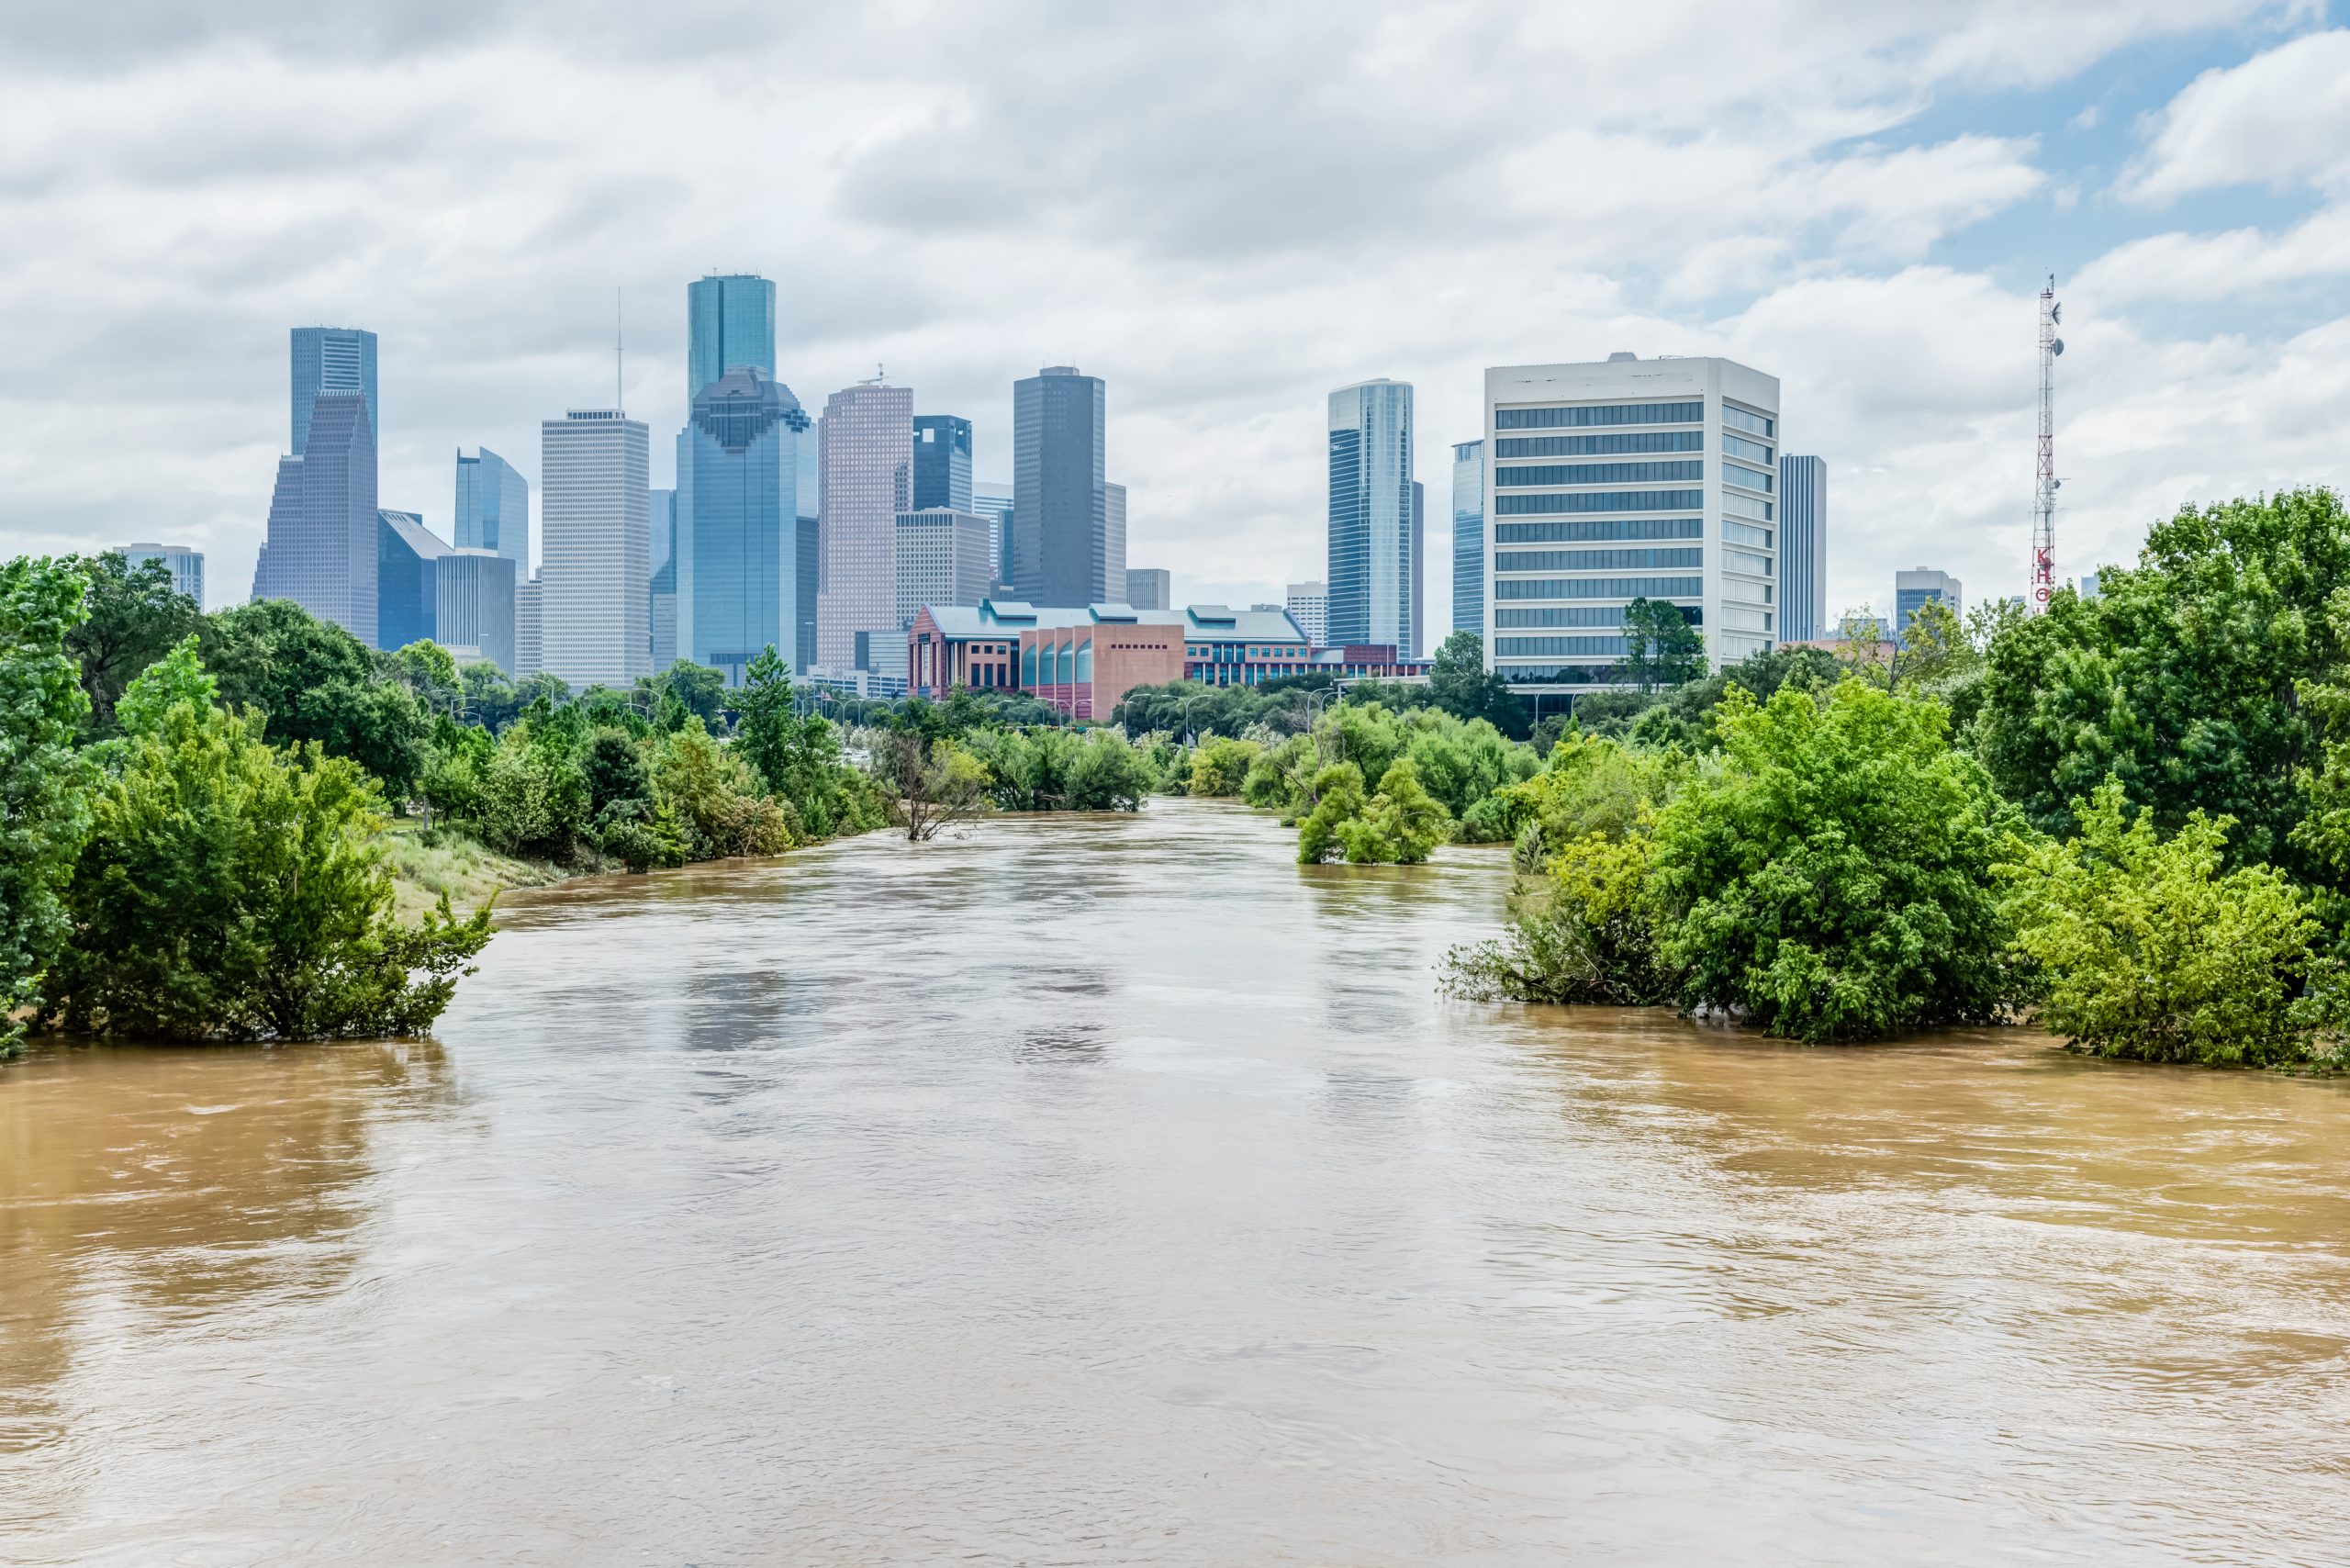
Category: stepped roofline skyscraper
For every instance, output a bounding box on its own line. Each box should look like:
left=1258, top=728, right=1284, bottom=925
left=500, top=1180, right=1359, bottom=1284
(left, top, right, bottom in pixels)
left=1013, top=365, right=1109, bottom=607
left=291, top=327, right=377, bottom=456
left=253, top=388, right=378, bottom=644
left=1326, top=378, right=1415, bottom=650
left=677, top=367, right=808, bottom=685
left=687, top=274, right=778, bottom=402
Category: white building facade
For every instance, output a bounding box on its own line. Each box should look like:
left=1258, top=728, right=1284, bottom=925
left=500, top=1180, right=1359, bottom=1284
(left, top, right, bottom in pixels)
left=539, top=409, right=651, bottom=690
left=1482, top=355, right=1780, bottom=692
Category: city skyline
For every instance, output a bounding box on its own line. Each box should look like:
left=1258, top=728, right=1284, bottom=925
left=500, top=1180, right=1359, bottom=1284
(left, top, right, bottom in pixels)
left=6, top=10, right=2348, bottom=634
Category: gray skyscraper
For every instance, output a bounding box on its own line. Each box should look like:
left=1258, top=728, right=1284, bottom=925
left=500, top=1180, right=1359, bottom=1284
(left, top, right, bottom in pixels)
left=453, top=447, right=530, bottom=579
left=376, top=510, right=449, bottom=652
left=677, top=367, right=808, bottom=685
left=1013, top=366, right=1109, bottom=607
left=912, top=414, right=973, bottom=512
left=1326, top=378, right=1415, bottom=650
left=1778, top=455, right=1827, bottom=644
left=290, top=328, right=378, bottom=455
left=1451, top=440, right=1486, bottom=640
left=687, top=274, right=778, bottom=401
left=816, top=381, right=912, bottom=670
left=540, top=409, right=651, bottom=689
left=252, top=389, right=378, bottom=645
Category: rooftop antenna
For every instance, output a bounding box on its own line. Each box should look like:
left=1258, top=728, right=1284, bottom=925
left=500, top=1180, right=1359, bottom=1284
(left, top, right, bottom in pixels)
left=2031, top=274, right=2064, bottom=613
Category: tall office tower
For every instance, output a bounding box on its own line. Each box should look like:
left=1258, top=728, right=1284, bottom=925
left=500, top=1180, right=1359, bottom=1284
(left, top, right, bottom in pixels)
left=1410, top=479, right=1426, bottom=657
left=1778, top=455, right=1827, bottom=643
left=972, top=482, right=1014, bottom=586
left=437, top=549, right=518, bottom=673
left=815, top=381, right=912, bottom=670
left=1013, top=365, right=1110, bottom=606
left=893, top=510, right=995, bottom=629
left=686, top=274, right=778, bottom=401
left=1481, top=353, right=1778, bottom=693
left=116, top=543, right=204, bottom=606
left=1125, top=567, right=1170, bottom=610
left=252, top=390, right=379, bottom=644
left=453, top=447, right=530, bottom=580
left=290, top=328, right=378, bottom=455
left=376, top=510, right=449, bottom=651
left=1103, top=481, right=1127, bottom=599
left=677, top=367, right=808, bottom=685
left=1286, top=580, right=1329, bottom=644
left=516, top=577, right=543, bottom=679
left=795, top=515, right=819, bottom=671
left=1326, top=378, right=1415, bottom=651
left=1451, top=440, right=1486, bottom=639
left=540, top=409, right=651, bottom=689
left=912, top=414, right=973, bottom=511
left=1893, top=567, right=1963, bottom=644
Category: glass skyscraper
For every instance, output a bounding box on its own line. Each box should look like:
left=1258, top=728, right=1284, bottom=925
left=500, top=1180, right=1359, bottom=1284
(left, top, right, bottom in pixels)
left=1326, top=379, right=1415, bottom=650
left=912, top=414, right=973, bottom=511
left=290, top=328, right=377, bottom=456
left=252, top=389, right=378, bottom=645
left=453, top=446, right=530, bottom=579
left=1451, top=440, right=1486, bottom=640
left=1013, top=366, right=1108, bottom=607
left=1777, top=455, right=1827, bottom=643
left=687, top=274, right=778, bottom=400
left=677, top=368, right=808, bottom=685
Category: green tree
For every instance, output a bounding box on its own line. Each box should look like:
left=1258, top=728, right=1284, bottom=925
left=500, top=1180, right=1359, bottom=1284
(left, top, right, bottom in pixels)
left=2000, top=780, right=2324, bottom=1067
left=2, top=557, right=95, bottom=1056
left=62, top=551, right=204, bottom=735
left=1621, top=598, right=1705, bottom=692
left=44, top=643, right=491, bottom=1041
left=1650, top=679, right=2024, bottom=1043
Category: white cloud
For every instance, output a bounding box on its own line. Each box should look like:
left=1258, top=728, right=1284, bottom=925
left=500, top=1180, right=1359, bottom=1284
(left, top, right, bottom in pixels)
left=2122, top=27, right=2350, bottom=200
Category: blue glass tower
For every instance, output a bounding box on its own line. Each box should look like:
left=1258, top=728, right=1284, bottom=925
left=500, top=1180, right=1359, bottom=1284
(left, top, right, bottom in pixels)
left=291, top=328, right=377, bottom=455
left=1326, top=379, right=1415, bottom=649
left=677, top=367, right=809, bottom=684
left=1451, top=440, right=1485, bottom=640
left=453, top=446, right=530, bottom=579
left=912, top=414, right=973, bottom=511
left=687, top=274, right=778, bottom=401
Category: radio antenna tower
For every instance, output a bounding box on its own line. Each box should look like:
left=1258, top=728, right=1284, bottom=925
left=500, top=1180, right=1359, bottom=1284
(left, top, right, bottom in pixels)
left=2031, top=275, right=2064, bottom=612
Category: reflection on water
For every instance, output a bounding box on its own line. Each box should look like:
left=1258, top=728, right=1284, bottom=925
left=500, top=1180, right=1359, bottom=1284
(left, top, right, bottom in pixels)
left=3, top=799, right=2348, bottom=1565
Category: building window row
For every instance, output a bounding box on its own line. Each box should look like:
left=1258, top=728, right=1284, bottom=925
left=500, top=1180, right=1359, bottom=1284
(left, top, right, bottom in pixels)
left=1494, top=460, right=1705, bottom=487
left=1722, top=431, right=1774, bottom=465
left=1722, top=405, right=1774, bottom=438
left=1722, top=490, right=1773, bottom=521
left=1495, top=489, right=1705, bottom=516
left=1497, top=546, right=1702, bottom=573
left=1494, top=575, right=1704, bottom=600
left=1494, top=401, right=1704, bottom=431
left=1494, top=517, right=1701, bottom=544
left=1494, top=431, right=1703, bottom=459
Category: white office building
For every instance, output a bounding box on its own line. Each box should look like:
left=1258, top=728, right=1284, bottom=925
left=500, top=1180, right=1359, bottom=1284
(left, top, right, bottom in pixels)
left=1483, top=354, right=1780, bottom=692
left=540, top=409, right=651, bottom=690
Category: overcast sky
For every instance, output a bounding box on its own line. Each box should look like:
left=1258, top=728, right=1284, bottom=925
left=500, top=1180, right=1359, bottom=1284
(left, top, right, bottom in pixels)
left=4, top=1, right=2347, bottom=627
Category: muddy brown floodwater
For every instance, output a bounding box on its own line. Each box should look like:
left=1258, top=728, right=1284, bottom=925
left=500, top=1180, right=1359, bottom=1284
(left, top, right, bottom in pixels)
left=5, top=799, right=2349, bottom=1565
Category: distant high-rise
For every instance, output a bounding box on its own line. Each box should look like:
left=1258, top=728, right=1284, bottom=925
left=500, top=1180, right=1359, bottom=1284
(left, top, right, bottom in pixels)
left=1410, top=479, right=1426, bottom=658
left=687, top=274, right=778, bottom=402
left=1778, top=455, right=1827, bottom=643
left=815, top=381, right=912, bottom=670
left=453, top=447, right=530, bottom=580
left=1326, top=379, right=1415, bottom=650
left=894, top=510, right=995, bottom=630
left=1894, top=567, right=1962, bottom=644
left=540, top=409, right=651, bottom=689
left=252, top=389, right=378, bottom=645
left=436, top=549, right=518, bottom=674
left=1286, top=580, right=1329, bottom=645
left=1125, top=567, right=1170, bottom=610
left=1451, top=441, right=1486, bottom=639
left=912, top=414, right=973, bottom=512
left=291, top=328, right=377, bottom=456
left=116, top=543, right=204, bottom=607
left=972, top=483, right=1014, bottom=587
left=376, top=510, right=450, bottom=652
left=677, top=367, right=808, bottom=685
left=1013, top=366, right=1109, bottom=606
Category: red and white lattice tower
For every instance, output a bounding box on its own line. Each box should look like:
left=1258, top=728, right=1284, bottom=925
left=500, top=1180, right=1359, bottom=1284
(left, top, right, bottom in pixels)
left=2031, top=275, right=2063, bottom=612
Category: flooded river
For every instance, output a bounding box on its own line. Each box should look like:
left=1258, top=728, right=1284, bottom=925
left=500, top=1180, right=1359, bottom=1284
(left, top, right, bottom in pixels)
left=5, top=800, right=2348, bottom=1564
